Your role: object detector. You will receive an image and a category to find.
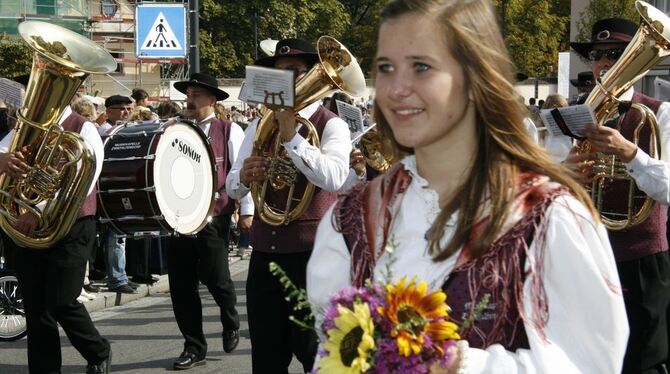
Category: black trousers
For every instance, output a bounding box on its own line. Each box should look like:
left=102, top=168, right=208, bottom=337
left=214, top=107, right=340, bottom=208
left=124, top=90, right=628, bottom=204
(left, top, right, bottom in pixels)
left=246, top=250, right=317, bottom=374
left=166, top=214, right=239, bottom=358
left=15, top=217, right=110, bottom=373
left=619, top=251, right=670, bottom=374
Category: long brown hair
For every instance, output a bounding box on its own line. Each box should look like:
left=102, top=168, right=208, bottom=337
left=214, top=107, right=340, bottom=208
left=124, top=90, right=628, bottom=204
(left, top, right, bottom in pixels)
left=375, top=0, right=596, bottom=261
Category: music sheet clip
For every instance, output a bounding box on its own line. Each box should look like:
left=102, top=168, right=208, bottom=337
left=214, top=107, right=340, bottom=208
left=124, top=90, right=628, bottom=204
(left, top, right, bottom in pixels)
left=539, top=104, right=596, bottom=141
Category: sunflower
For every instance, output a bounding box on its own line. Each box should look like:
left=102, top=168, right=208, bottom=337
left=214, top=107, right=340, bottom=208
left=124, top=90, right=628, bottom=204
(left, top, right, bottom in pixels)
left=319, top=302, right=376, bottom=373
left=378, top=276, right=460, bottom=357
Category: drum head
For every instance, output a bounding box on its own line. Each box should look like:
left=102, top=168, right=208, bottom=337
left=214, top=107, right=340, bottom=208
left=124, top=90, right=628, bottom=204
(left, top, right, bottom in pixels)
left=154, top=122, right=215, bottom=235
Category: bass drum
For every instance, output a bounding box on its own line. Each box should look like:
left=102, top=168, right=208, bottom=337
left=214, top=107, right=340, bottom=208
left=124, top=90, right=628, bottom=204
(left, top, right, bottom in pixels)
left=97, top=119, right=216, bottom=236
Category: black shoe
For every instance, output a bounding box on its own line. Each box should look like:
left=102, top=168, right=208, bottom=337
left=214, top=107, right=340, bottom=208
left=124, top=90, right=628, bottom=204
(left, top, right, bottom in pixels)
left=109, top=284, right=137, bottom=294
left=173, top=351, right=205, bottom=370
left=84, top=284, right=101, bottom=293
left=127, top=281, right=140, bottom=289
left=86, top=350, right=111, bottom=374
left=222, top=329, right=239, bottom=353
left=89, top=268, right=107, bottom=281
left=131, top=275, right=159, bottom=285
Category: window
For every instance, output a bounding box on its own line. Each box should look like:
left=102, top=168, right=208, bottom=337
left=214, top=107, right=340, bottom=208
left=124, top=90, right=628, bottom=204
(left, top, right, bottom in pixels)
left=101, top=0, right=118, bottom=19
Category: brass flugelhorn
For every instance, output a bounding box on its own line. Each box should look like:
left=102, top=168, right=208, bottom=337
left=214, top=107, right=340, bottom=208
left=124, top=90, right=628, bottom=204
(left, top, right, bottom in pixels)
left=0, top=21, right=117, bottom=248
left=251, top=36, right=366, bottom=226
left=577, top=1, right=670, bottom=230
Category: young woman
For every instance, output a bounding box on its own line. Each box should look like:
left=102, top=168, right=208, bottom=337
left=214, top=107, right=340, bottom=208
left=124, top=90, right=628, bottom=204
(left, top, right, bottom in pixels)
left=306, top=0, right=628, bottom=372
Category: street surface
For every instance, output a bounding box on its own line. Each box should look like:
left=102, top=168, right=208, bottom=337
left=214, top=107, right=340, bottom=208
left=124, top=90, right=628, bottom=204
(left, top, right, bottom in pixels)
left=0, top=259, right=305, bottom=373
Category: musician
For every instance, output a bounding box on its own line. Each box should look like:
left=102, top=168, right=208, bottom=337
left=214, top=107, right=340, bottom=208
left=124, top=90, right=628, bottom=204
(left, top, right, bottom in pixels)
left=567, top=18, right=670, bottom=373
left=168, top=72, right=252, bottom=370
left=0, top=106, right=110, bottom=373
left=225, top=38, right=351, bottom=373
left=569, top=71, right=595, bottom=105
left=98, top=95, right=133, bottom=135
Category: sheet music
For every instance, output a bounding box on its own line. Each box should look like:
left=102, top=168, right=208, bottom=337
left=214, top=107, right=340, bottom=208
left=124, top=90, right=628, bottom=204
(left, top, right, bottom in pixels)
left=335, top=100, right=364, bottom=140
left=244, top=65, right=295, bottom=108
left=540, top=104, right=596, bottom=139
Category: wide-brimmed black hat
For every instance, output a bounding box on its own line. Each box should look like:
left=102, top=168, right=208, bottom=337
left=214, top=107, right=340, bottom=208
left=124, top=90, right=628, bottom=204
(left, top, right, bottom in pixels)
left=570, top=71, right=595, bottom=88
left=254, top=38, right=319, bottom=68
left=570, top=18, right=638, bottom=60
left=174, top=73, right=229, bottom=101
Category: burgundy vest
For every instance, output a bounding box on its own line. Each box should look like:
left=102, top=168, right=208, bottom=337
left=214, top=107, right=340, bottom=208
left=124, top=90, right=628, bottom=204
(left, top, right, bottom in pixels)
left=605, top=92, right=668, bottom=262
left=208, top=118, right=235, bottom=216
left=61, top=112, right=97, bottom=218
left=336, top=168, right=568, bottom=351
left=251, top=106, right=339, bottom=253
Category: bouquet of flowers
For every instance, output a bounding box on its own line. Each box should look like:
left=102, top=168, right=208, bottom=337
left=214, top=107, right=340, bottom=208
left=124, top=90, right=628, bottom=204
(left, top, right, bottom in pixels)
left=316, top=276, right=461, bottom=373
left=269, top=258, right=465, bottom=374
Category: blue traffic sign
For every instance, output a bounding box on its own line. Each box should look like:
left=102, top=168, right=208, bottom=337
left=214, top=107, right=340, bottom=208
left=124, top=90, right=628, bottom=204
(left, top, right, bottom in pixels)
left=135, top=4, right=187, bottom=59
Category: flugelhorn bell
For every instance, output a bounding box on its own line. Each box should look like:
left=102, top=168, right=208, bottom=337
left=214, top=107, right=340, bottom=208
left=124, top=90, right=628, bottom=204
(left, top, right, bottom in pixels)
left=0, top=21, right=117, bottom=248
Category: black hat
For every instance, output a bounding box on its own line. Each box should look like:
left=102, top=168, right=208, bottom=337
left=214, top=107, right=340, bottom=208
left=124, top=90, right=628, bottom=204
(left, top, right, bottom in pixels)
left=104, top=95, right=132, bottom=108
left=254, top=38, right=319, bottom=68
left=570, top=71, right=595, bottom=88
left=570, top=18, right=638, bottom=60
left=174, top=73, right=229, bottom=101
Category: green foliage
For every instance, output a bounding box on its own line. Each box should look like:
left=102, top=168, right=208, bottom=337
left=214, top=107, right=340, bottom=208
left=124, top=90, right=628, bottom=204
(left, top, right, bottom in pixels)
left=268, top=261, right=315, bottom=330
left=199, top=0, right=350, bottom=78
left=494, top=0, right=568, bottom=78
left=575, top=0, right=638, bottom=43
left=0, top=33, right=31, bottom=78
left=338, top=0, right=387, bottom=76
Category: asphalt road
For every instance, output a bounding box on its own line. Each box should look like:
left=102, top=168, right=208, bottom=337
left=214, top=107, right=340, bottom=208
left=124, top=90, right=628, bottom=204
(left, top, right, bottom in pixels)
left=0, top=258, right=305, bottom=373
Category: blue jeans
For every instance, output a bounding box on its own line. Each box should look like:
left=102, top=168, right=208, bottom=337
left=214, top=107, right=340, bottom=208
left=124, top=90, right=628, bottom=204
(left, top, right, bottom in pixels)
left=105, top=232, right=128, bottom=288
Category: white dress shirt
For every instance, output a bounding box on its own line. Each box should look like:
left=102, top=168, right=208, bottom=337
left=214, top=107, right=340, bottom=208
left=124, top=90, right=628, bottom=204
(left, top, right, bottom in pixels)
left=226, top=101, right=352, bottom=200
left=306, top=156, right=628, bottom=374
left=194, top=113, right=254, bottom=216
left=0, top=106, right=104, bottom=196
left=618, top=89, right=670, bottom=204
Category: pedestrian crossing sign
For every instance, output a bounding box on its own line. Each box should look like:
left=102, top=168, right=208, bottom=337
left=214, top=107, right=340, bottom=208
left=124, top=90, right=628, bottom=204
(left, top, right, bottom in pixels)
left=135, top=4, right=187, bottom=59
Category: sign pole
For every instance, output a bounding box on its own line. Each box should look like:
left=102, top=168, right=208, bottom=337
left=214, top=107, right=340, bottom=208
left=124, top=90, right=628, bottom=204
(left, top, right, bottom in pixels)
left=189, top=0, right=199, bottom=75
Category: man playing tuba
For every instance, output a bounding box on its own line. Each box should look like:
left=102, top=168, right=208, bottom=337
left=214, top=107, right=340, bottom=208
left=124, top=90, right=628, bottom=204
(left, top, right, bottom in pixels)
left=566, top=18, right=670, bottom=373
left=226, top=38, right=352, bottom=373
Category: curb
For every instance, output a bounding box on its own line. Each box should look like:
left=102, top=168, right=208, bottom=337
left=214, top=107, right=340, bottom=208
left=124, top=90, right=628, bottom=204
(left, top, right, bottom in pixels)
left=82, top=255, right=246, bottom=313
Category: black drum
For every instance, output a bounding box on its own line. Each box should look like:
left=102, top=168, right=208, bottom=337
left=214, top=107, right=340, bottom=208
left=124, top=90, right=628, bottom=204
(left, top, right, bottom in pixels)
left=97, top=119, right=216, bottom=236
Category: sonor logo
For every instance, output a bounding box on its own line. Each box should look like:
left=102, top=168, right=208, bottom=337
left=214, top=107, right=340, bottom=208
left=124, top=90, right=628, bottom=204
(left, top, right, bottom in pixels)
left=171, top=138, right=201, bottom=163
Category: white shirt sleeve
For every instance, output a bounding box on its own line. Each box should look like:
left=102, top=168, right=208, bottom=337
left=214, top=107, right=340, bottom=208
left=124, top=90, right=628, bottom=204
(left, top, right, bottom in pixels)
left=80, top=121, right=104, bottom=196
left=227, top=122, right=254, bottom=216
left=307, top=196, right=628, bottom=374
left=625, top=101, right=670, bottom=203
left=225, top=119, right=256, bottom=201
left=282, top=116, right=352, bottom=192
left=0, top=129, right=15, bottom=153
left=339, top=168, right=366, bottom=193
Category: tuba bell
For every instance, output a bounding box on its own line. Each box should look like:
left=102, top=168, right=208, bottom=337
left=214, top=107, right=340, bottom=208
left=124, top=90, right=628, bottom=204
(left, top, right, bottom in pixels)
left=251, top=36, right=366, bottom=226
left=0, top=21, right=117, bottom=248
left=576, top=1, right=670, bottom=231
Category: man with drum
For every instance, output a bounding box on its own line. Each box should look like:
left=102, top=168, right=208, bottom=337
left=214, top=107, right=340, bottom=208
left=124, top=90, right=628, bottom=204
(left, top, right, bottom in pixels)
left=225, top=38, right=351, bottom=373
left=168, top=72, right=252, bottom=370
left=566, top=18, right=670, bottom=373
left=0, top=106, right=111, bottom=373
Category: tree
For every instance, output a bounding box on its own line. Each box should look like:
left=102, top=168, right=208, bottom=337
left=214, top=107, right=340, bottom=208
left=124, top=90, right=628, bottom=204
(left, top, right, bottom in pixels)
left=338, top=0, right=387, bottom=76
left=495, top=0, right=568, bottom=78
left=198, top=0, right=350, bottom=78
left=0, top=33, right=32, bottom=79
left=574, top=0, right=638, bottom=43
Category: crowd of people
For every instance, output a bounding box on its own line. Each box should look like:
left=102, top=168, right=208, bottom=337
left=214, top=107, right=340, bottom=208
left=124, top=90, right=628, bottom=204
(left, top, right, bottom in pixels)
left=1, top=0, right=670, bottom=373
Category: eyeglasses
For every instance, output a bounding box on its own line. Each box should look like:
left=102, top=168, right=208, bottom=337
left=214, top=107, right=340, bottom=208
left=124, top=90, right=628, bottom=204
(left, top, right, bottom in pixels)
left=588, top=48, right=625, bottom=62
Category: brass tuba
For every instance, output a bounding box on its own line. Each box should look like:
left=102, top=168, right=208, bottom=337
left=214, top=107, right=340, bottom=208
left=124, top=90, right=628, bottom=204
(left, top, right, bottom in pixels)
left=251, top=36, right=366, bottom=226
left=352, top=123, right=396, bottom=172
left=578, top=1, right=670, bottom=231
left=0, top=21, right=117, bottom=248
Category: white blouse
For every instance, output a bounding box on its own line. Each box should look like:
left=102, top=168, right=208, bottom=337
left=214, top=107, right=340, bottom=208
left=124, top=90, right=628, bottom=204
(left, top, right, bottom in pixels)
left=307, top=156, right=628, bottom=374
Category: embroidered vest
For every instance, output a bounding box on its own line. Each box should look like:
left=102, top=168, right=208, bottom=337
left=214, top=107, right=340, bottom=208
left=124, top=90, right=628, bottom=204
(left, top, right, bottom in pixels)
left=250, top=106, right=339, bottom=253
left=208, top=118, right=235, bottom=217
left=62, top=112, right=97, bottom=218
left=605, top=92, right=668, bottom=262
left=335, top=167, right=568, bottom=350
